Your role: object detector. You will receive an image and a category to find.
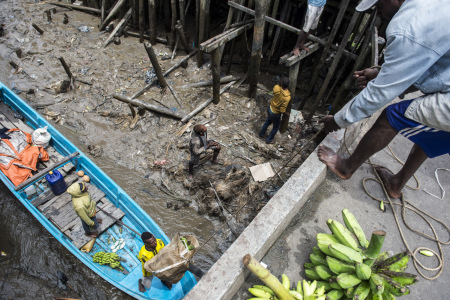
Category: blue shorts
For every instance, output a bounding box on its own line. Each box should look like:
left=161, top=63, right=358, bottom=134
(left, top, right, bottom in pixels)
left=386, top=99, right=450, bottom=158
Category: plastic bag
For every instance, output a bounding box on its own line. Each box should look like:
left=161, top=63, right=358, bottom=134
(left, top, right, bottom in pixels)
left=32, top=126, right=51, bottom=148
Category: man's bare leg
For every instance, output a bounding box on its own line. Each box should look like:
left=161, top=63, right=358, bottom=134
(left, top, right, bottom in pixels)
left=375, top=144, right=428, bottom=198
left=318, top=110, right=397, bottom=179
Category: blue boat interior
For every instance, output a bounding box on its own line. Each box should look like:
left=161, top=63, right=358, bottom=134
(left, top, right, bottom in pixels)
left=0, top=82, right=196, bottom=299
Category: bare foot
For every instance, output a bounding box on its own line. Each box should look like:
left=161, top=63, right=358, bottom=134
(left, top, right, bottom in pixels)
left=211, top=159, right=221, bottom=164
left=97, top=218, right=103, bottom=224
left=138, top=279, right=146, bottom=293
left=317, top=145, right=352, bottom=180
left=85, top=233, right=98, bottom=238
left=375, top=166, right=402, bottom=198
left=188, top=174, right=193, bottom=180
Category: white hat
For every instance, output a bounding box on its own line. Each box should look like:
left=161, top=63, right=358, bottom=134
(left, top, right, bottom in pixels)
left=356, top=0, right=379, bottom=12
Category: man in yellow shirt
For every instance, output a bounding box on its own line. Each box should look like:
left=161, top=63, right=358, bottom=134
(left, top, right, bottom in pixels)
left=259, top=77, right=291, bottom=144
left=138, top=232, right=172, bottom=292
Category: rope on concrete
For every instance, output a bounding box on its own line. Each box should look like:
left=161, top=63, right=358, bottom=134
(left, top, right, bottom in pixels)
left=344, top=128, right=449, bottom=280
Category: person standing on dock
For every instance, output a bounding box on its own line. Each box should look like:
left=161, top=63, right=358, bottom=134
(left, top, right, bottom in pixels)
left=188, top=124, right=221, bottom=179
left=67, top=182, right=102, bottom=238
left=317, top=0, right=450, bottom=198
left=138, top=232, right=172, bottom=292
left=259, top=77, right=291, bottom=144
left=293, top=0, right=327, bottom=55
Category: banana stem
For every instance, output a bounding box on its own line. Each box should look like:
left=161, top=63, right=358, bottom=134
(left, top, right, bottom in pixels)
left=243, top=254, right=295, bottom=300
left=364, top=230, right=386, bottom=259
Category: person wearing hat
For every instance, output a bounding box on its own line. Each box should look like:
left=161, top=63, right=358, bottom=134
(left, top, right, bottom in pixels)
left=67, top=182, right=102, bottom=237
left=293, top=0, right=327, bottom=56
left=318, top=0, right=450, bottom=198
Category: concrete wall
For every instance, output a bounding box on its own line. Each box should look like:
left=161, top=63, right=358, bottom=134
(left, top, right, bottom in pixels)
left=184, top=116, right=377, bottom=300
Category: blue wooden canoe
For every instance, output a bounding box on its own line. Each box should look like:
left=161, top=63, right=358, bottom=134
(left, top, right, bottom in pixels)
left=0, top=81, right=197, bottom=299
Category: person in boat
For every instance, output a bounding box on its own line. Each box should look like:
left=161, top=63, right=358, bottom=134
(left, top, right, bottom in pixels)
left=259, top=77, right=291, bottom=144
left=67, top=182, right=102, bottom=238
left=138, top=232, right=172, bottom=292
left=318, top=0, right=450, bottom=198
left=188, top=124, right=221, bottom=179
left=293, top=0, right=326, bottom=56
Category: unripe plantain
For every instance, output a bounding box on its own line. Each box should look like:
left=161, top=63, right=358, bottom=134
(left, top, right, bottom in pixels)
left=326, top=256, right=356, bottom=275
left=342, top=209, right=369, bottom=248
left=355, top=262, right=372, bottom=280
left=327, top=219, right=360, bottom=251
left=329, top=244, right=364, bottom=264
left=336, top=273, right=361, bottom=289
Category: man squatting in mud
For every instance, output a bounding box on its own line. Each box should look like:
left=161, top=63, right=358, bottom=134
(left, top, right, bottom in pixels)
left=188, top=124, right=221, bottom=179
left=318, top=0, right=450, bottom=198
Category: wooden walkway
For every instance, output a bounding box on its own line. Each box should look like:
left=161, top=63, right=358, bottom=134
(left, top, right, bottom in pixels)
left=0, top=102, right=125, bottom=249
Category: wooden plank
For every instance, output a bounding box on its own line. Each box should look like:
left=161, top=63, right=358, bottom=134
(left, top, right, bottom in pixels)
left=0, top=103, right=33, bottom=133
left=200, top=23, right=253, bottom=53
left=69, top=204, right=125, bottom=249
left=32, top=174, right=78, bottom=207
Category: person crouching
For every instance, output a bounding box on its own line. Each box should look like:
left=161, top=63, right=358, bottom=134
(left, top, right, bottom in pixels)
left=188, top=124, right=221, bottom=179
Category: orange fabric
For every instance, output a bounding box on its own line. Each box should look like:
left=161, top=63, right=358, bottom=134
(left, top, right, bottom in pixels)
left=0, top=129, right=49, bottom=186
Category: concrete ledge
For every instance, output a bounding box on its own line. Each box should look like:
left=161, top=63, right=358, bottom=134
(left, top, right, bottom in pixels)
left=184, top=118, right=374, bottom=300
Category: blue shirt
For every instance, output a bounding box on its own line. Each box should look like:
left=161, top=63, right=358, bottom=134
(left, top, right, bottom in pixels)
left=335, top=0, right=450, bottom=128
left=308, top=0, right=326, bottom=8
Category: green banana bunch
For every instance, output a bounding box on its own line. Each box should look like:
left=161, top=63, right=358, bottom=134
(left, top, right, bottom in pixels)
left=301, top=209, right=419, bottom=300
left=247, top=275, right=327, bottom=300
left=92, top=251, right=124, bottom=271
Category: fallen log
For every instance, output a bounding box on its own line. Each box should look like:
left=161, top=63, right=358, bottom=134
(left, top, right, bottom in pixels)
left=131, top=50, right=197, bottom=99
left=181, top=80, right=236, bottom=123
left=180, top=75, right=239, bottom=88
left=113, top=94, right=186, bottom=119
left=48, top=2, right=100, bottom=14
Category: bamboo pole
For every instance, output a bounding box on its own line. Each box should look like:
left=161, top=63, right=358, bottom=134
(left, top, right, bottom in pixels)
left=102, top=8, right=132, bottom=48
left=248, top=0, right=269, bottom=98
left=148, top=0, right=157, bottom=45
left=243, top=254, right=295, bottom=300
left=49, top=2, right=101, bottom=14
left=139, top=0, right=145, bottom=43
left=99, top=0, right=126, bottom=31
left=305, top=11, right=361, bottom=123
left=113, top=94, right=186, bottom=119
left=131, top=50, right=197, bottom=99
left=181, top=80, right=236, bottom=123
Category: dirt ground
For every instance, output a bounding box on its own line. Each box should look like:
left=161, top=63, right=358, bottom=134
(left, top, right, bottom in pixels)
left=1, top=0, right=325, bottom=257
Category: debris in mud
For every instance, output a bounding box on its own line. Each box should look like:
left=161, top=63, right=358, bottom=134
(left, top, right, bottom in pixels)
left=45, top=80, right=70, bottom=94
left=77, top=25, right=90, bottom=33
left=87, top=144, right=103, bottom=158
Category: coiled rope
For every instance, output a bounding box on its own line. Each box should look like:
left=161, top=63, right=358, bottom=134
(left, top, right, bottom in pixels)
left=344, top=128, right=449, bottom=280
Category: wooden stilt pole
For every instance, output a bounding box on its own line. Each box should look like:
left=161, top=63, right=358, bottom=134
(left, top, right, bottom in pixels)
left=99, top=0, right=126, bottom=31
left=211, top=48, right=221, bottom=104
left=148, top=0, right=157, bottom=45
left=266, top=0, right=290, bottom=67
left=144, top=42, right=168, bottom=89
left=248, top=0, right=269, bottom=98
left=197, top=0, right=207, bottom=67
left=113, top=94, right=186, bottom=119
left=176, top=21, right=192, bottom=53
left=170, top=0, right=177, bottom=49
left=179, top=0, right=186, bottom=28
left=267, top=0, right=280, bottom=39
left=279, top=60, right=300, bottom=134
left=102, top=8, right=132, bottom=48
left=101, top=0, right=106, bottom=23
left=139, top=0, right=145, bottom=43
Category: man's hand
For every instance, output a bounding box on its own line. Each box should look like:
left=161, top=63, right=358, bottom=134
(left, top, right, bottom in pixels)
left=283, top=112, right=290, bottom=117
left=207, top=141, right=220, bottom=149
left=293, top=45, right=310, bottom=56
left=354, top=68, right=379, bottom=90
left=318, top=115, right=341, bottom=134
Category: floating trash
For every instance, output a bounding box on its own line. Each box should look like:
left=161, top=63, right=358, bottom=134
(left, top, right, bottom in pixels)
left=145, top=68, right=156, bottom=84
